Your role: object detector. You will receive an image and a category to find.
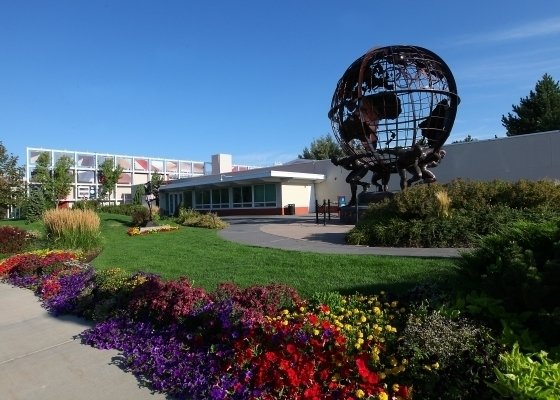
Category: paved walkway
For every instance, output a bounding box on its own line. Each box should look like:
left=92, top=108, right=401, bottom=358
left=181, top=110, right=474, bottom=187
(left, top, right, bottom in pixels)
left=0, top=283, right=166, bottom=400
left=1, top=215, right=468, bottom=399
left=219, top=215, right=466, bottom=258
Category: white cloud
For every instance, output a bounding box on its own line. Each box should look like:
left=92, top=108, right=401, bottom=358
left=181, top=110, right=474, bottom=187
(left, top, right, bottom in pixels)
left=457, top=17, right=560, bottom=45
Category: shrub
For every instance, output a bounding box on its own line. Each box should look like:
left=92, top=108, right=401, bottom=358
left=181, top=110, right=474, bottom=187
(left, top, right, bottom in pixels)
left=397, top=305, right=503, bottom=399
left=348, top=179, right=560, bottom=248
left=131, top=207, right=151, bottom=227
left=0, top=226, right=28, bottom=254
left=73, top=199, right=100, bottom=211
left=99, top=203, right=146, bottom=216
left=456, top=219, right=560, bottom=353
left=43, top=208, right=102, bottom=251
left=175, top=208, right=228, bottom=230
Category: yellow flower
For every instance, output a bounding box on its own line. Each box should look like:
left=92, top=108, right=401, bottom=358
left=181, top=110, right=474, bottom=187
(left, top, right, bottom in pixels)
left=355, top=389, right=365, bottom=398
left=378, top=392, right=388, bottom=400
left=313, top=329, right=320, bottom=336
left=357, top=338, right=364, bottom=345
left=281, top=320, right=288, bottom=326
left=373, top=307, right=381, bottom=315
left=392, top=384, right=400, bottom=392
left=360, top=315, right=367, bottom=323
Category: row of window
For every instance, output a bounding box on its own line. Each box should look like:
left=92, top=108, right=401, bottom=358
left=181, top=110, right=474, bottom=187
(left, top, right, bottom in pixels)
left=166, top=184, right=277, bottom=213
left=27, top=149, right=205, bottom=174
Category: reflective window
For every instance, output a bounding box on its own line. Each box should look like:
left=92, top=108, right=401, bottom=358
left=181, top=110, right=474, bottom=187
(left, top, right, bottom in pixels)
left=166, top=160, right=178, bottom=173
left=118, top=172, right=132, bottom=184
left=117, top=157, right=132, bottom=170
left=232, top=186, right=252, bottom=207
left=195, top=189, right=211, bottom=209
left=212, top=188, right=230, bottom=208
left=179, top=161, right=192, bottom=174
left=28, top=149, right=48, bottom=165
left=54, top=151, right=74, bottom=164
left=77, top=170, right=95, bottom=183
left=254, top=184, right=276, bottom=207
left=192, top=162, right=204, bottom=175
left=151, top=159, right=164, bottom=173
left=77, top=154, right=95, bottom=168
left=134, top=158, right=148, bottom=171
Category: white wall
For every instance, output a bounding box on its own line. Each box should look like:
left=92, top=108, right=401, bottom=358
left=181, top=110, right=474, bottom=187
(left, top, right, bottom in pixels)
left=275, top=130, right=560, bottom=210
left=280, top=185, right=312, bottom=209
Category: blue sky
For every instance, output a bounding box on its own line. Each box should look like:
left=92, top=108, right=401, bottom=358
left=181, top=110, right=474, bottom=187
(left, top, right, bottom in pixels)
left=2, top=1, right=560, bottom=167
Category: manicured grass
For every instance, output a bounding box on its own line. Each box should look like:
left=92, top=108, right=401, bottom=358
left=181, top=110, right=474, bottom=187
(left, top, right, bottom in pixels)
left=1, top=213, right=460, bottom=298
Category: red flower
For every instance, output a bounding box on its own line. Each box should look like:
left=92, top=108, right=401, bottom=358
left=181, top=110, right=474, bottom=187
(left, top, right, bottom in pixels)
left=286, top=343, right=297, bottom=355
left=264, top=351, right=278, bottom=363
left=355, top=354, right=379, bottom=385
left=303, top=383, right=321, bottom=399
left=397, top=385, right=411, bottom=398
left=308, top=314, right=319, bottom=325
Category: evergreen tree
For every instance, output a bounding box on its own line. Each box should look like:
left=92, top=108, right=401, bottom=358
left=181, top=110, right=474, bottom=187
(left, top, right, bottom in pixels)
left=98, top=159, right=124, bottom=204
left=299, top=134, right=343, bottom=160
left=20, top=187, right=47, bottom=222
left=501, top=73, right=560, bottom=136
left=0, top=142, right=25, bottom=216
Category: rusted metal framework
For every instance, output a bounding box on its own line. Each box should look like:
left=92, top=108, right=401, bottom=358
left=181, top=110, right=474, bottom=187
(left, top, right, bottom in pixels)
left=328, top=45, right=460, bottom=191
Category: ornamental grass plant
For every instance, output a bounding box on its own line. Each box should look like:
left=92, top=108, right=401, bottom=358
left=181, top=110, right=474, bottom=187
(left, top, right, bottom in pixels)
left=43, top=208, right=102, bottom=251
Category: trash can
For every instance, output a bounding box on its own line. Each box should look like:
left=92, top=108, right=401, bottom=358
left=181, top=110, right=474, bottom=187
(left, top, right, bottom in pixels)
left=286, top=204, right=296, bottom=215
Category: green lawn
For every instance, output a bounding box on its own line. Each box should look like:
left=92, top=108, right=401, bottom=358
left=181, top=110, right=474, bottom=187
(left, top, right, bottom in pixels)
left=1, top=213, right=460, bottom=298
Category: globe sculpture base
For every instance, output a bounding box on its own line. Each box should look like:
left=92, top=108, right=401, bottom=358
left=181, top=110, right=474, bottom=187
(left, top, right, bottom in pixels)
left=340, top=191, right=394, bottom=224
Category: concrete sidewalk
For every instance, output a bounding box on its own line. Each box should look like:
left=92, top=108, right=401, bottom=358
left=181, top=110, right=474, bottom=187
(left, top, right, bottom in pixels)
left=0, top=283, right=166, bottom=400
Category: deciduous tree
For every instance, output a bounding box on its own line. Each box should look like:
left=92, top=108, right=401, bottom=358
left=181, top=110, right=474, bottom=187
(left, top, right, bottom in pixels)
left=32, top=152, right=74, bottom=208
left=98, top=159, right=124, bottom=204
left=0, top=142, right=25, bottom=216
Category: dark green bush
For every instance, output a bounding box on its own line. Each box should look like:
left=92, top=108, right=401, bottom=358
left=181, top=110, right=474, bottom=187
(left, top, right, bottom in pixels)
left=457, top=219, right=560, bottom=354
left=73, top=200, right=100, bottom=211
left=99, top=203, right=146, bottom=216
left=348, top=179, right=560, bottom=248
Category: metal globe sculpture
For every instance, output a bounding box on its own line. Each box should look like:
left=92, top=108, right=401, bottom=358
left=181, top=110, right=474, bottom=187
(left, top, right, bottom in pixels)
left=328, top=45, right=459, bottom=204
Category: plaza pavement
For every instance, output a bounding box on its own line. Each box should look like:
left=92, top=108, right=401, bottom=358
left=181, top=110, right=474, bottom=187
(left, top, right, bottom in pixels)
left=0, top=215, right=466, bottom=399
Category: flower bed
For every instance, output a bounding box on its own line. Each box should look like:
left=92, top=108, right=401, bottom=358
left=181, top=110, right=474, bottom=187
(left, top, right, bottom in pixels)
left=1, top=252, right=414, bottom=399
left=127, top=225, right=179, bottom=236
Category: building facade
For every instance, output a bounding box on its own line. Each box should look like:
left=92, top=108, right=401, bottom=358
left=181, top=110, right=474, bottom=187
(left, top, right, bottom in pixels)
left=24, top=131, right=560, bottom=215
left=158, top=130, right=560, bottom=216
left=26, top=148, right=208, bottom=205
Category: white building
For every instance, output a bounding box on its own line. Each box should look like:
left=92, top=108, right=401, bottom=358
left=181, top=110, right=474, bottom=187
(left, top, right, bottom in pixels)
left=158, top=131, right=560, bottom=216
left=24, top=130, right=560, bottom=215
